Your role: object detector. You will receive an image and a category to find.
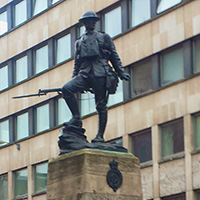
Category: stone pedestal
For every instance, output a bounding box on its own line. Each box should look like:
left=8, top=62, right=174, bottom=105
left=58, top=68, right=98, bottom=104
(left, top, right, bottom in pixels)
left=47, top=149, right=142, bottom=200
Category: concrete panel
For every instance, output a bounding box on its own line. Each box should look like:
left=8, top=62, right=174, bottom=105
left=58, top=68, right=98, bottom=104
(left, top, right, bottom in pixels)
left=8, top=25, right=28, bottom=59
left=186, top=76, right=200, bottom=114
left=184, top=0, right=200, bottom=38
left=0, top=35, right=8, bottom=63
left=0, top=147, right=9, bottom=174
left=192, top=154, right=200, bottom=189
left=141, top=167, right=153, bottom=200
left=29, top=133, right=51, bottom=164
left=152, top=8, right=185, bottom=54
left=27, top=13, right=49, bottom=48
left=9, top=140, right=30, bottom=170
left=160, top=159, right=185, bottom=197
left=33, top=194, right=47, bottom=200
left=122, top=23, right=152, bottom=66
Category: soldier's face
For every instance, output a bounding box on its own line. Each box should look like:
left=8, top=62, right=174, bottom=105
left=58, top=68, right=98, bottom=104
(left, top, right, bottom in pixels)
left=83, top=19, right=96, bottom=31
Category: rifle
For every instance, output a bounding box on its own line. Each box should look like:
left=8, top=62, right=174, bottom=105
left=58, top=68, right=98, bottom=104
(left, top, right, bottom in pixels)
left=12, top=88, right=62, bottom=99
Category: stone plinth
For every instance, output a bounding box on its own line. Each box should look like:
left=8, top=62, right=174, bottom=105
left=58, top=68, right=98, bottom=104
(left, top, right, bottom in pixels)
left=47, top=149, right=142, bottom=200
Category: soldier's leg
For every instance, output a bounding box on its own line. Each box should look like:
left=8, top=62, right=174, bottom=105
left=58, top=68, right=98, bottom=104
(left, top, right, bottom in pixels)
left=62, top=75, right=88, bottom=127
left=91, top=77, right=108, bottom=143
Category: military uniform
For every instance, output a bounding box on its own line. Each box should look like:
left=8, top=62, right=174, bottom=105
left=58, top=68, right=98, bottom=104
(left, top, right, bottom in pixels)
left=61, top=11, right=129, bottom=143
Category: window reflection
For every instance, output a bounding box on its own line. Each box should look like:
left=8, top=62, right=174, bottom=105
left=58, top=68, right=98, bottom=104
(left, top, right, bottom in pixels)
left=15, top=0, right=27, bottom=26
left=0, top=120, right=9, bottom=146
left=58, top=98, right=72, bottom=124
left=16, top=113, right=29, bottom=140
left=36, top=104, right=50, bottom=133
left=0, top=11, right=8, bottom=35
left=56, top=34, right=71, bottom=64
left=16, top=56, right=28, bottom=83
left=157, top=0, right=182, bottom=14
left=131, top=0, right=151, bottom=27
left=0, top=65, right=8, bottom=91
left=104, top=7, right=122, bottom=38
left=35, top=45, right=49, bottom=74
left=33, top=0, right=48, bottom=16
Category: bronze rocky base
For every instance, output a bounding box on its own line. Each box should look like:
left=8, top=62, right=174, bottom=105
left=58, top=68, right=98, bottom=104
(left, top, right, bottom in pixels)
left=58, top=124, right=127, bottom=155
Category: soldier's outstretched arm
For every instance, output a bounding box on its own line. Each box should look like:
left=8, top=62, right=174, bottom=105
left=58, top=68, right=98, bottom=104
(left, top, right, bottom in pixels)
left=72, top=40, right=81, bottom=78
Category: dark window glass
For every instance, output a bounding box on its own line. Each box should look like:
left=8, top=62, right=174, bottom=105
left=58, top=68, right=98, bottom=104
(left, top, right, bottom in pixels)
left=0, top=174, right=8, bottom=200
left=160, top=119, right=184, bottom=158
left=193, top=38, right=200, bottom=73
left=131, top=59, right=153, bottom=97
left=131, top=129, right=152, bottom=163
left=195, top=190, right=200, bottom=200
left=193, top=114, right=200, bottom=150
left=34, top=162, right=48, bottom=193
left=161, top=193, right=186, bottom=200
left=161, top=47, right=184, bottom=85
left=14, top=169, right=28, bottom=197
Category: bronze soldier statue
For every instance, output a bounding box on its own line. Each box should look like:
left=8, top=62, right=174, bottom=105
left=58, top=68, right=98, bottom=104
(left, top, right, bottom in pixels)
left=61, top=11, right=130, bottom=143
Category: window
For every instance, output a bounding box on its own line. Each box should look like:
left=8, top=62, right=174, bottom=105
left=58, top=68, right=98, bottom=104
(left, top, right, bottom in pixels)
left=130, top=129, right=152, bottom=163
left=193, top=114, right=200, bottom=150
left=195, top=190, right=200, bottom=200
left=36, top=104, right=50, bottom=133
left=104, top=7, right=122, bottom=37
left=34, top=162, right=48, bottom=193
left=107, top=79, right=123, bottom=106
left=0, top=174, right=8, bottom=200
left=16, top=112, right=29, bottom=140
left=52, top=0, right=60, bottom=4
left=81, top=92, right=96, bottom=116
left=131, top=59, right=153, bottom=97
left=0, top=11, right=8, bottom=35
left=56, top=34, right=71, bottom=64
left=161, top=193, right=186, bottom=200
left=0, top=65, right=8, bottom=91
left=131, top=0, right=151, bottom=27
left=33, top=0, right=48, bottom=16
left=14, top=168, right=28, bottom=197
left=15, top=55, right=28, bottom=83
left=160, top=119, right=184, bottom=158
left=35, top=45, right=49, bottom=74
left=14, top=0, right=27, bottom=26
left=193, top=38, right=200, bottom=73
left=79, top=26, right=85, bottom=36
left=0, top=120, right=9, bottom=146
left=157, top=0, right=182, bottom=14
left=58, top=98, right=71, bottom=125
left=161, top=47, right=184, bottom=86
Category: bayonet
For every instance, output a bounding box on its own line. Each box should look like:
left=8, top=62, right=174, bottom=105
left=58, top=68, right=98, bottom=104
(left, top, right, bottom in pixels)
left=12, top=88, right=62, bottom=99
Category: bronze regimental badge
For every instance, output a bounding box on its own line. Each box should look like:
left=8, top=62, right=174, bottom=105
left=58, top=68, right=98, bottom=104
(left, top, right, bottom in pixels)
left=106, top=159, right=123, bottom=192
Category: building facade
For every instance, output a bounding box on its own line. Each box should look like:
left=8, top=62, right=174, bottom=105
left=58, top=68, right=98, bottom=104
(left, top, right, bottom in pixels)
left=0, top=0, right=200, bottom=199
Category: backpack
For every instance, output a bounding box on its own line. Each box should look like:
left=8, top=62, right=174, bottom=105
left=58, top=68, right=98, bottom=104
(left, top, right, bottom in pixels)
left=79, top=31, right=105, bottom=59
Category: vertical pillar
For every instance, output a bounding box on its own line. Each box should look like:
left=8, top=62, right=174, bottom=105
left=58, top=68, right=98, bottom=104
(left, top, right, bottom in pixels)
left=184, top=115, right=194, bottom=200
left=8, top=171, right=13, bottom=200
left=28, top=165, right=33, bottom=200
left=152, top=125, right=161, bottom=200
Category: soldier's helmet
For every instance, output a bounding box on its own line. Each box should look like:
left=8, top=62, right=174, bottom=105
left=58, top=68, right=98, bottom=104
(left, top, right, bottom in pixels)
left=79, top=11, right=100, bottom=22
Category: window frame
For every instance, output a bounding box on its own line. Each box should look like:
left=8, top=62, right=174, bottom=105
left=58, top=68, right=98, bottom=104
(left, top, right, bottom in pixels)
left=160, top=118, right=184, bottom=159
left=13, top=168, right=28, bottom=198
left=130, top=128, right=152, bottom=163
left=54, top=30, right=72, bottom=65
left=33, top=161, right=48, bottom=194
